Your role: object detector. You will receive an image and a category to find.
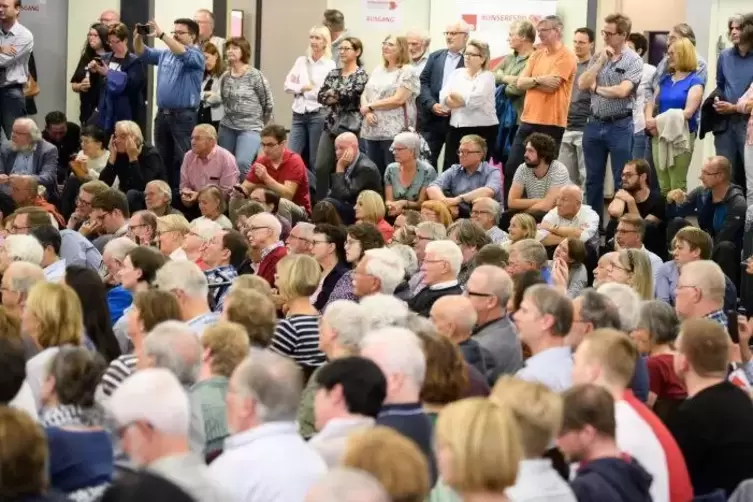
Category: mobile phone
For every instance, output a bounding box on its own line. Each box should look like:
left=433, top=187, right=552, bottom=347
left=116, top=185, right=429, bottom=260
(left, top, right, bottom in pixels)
left=136, top=24, right=150, bottom=36
left=233, top=185, right=247, bottom=195
left=92, top=56, right=102, bottom=63
left=728, top=310, right=740, bottom=344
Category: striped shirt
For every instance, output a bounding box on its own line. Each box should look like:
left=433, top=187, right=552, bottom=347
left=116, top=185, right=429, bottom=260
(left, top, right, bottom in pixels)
left=511, top=160, right=570, bottom=199
left=271, top=315, right=326, bottom=368
left=588, top=49, right=644, bottom=118
left=99, top=354, right=138, bottom=397
left=220, top=68, right=274, bottom=131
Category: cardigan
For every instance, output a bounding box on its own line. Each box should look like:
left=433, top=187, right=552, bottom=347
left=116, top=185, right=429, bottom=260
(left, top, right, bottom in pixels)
left=256, top=246, right=287, bottom=289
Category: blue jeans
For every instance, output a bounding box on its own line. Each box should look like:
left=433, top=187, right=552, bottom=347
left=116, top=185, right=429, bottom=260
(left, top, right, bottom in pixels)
left=288, top=110, right=326, bottom=172
left=632, top=130, right=648, bottom=161
left=0, top=85, right=27, bottom=140
left=583, top=116, right=634, bottom=219
left=154, top=108, right=197, bottom=189
left=363, top=139, right=394, bottom=177
left=218, top=126, right=261, bottom=180
left=714, top=117, right=748, bottom=193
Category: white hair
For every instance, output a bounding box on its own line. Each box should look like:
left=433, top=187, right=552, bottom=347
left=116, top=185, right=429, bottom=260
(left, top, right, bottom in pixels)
left=4, top=235, right=44, bottom=266
left=391, top=131, right=423, bottom=158
left=389, top=243, right=418, bottom=277
left=322, top=300, right=367, bottom=352
left=146, top=180, right=172, bottom=203
left=360, top=294, right=412, bottom=332
left=16, top=118, right=42, bottom=143
left=473, top=196, right=501, bottom=224
left=681, top=260, right=726, bottom=305
left=360, top=327, right=426, bottom=388
left=306, top=467, right=390, bottom=502
left=189, top=218, right=223, bottom=243
left=107, top=368, right=190, bottom=436
left=251, top=212, right=282, bottom=240
left=596, top=282, right=642, bottom=332
left=293, top=222, right=315, bottom=239
left=154, top=259, right=209, bottom=299
left=143, top=321, right=202, bottom=386
left=472, top=265, right=513, bottom=307
left=425, top=239, right=463, bottom=276
left=405, top=27, right=431, bottom=43
left=5, top=261, right=44, bottom=294
left=363, top=248, right=405, bottom=295
left=103, top=236, right=138, bottom=261
left=234, top=348, right=303, bottom=422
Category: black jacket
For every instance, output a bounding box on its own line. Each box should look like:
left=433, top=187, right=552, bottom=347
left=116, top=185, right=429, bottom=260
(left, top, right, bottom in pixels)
left=669, top=183, right=746, bottom=247
left=408, top=283, right=463, bottom=318
left=328, top=153, right=382, bottom=205
left=458, top=338, right=498, bottom=386
left=99, top=144, right=166, bottom=193
left=571, top=457, right=653, bottom=502
left=699, top=89, right=728, bottom=140
left=418, top=49, right=464, bottom=132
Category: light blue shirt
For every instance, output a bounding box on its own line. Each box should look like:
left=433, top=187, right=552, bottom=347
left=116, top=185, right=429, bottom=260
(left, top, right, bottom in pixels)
left=209, top=422, right=326, bottom=502
left=654, top=260, right=679, bottom=305
left=140, top=45, right=204, bottom=109
left=515, top=346, right=573, bottom=392
left=187, top=311, right=220, bottom=336
left=43, top=259, right=66, bottom=283
left=0, top=21, right=33, bottom=86
left=60, top=230, right=103, bottom=273
left=443, top=51, right=462, bottom=88
left=11, top=151, right=34, bottom=175
left=430, top=161, right=502, bottom=203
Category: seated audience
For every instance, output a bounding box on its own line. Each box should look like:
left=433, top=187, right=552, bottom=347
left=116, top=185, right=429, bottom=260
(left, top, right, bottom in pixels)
left=310, top=223, right=348, bottom=311
left=506, top=238, right=549, bottom=282
left=355, top=190, right=393, bottom=242
left=0, top=118, right=58, bottom=208
left=674, top=260, right=727, bottom=326
left=144, top=179, right=181, bottom=217
left=408, top=221, right=447, bottom=295
left=310, top=356, right=386, bottom=467
left=101, top=237, right=137, bottom=324
left=513, top=284, right=573, bottom=392
left=43, top=111, right=81, bottom=183
left=447, top=219, right=490, bottom=286
left=0, top=235, right=44, bottom=275
left=420, top=199, right=453, bottom=227
left=669, top=319, right=753, bottom=498
left=179, top=124, right=239, bottom=205
left=184, top=218, right=223, bottom=269
left=614, top=214, right=663, bottom=278
left=194, top=185, right=232, bottom=230
left=10, top=175, right=65, bottom=227
left=328, top=222, right=385, bottom=304
left=1, top=261, right=44, bottom=355
left=352, top=248, right=406, bottom=300
left=156, top=214, right=191, bottom=260
left=306, top=468, right=390, bottom=502
left=503, top=212, right=537, bottom=251
left=60, top=126, right=110, bottom=218
left=566, top=288, right=621, bottom=350
left=154, top=260, right=220, bottom=336
left=539, top=185, right=599, bottom=251
left=31, top=225, right=65, bottom=282
left=127, top=210, right=157, bottom=246
left=471, top=196, right=508, bottom=244
left=504, top=133, right=570, bottom=227
left=604, top=248, right=654, bottom=301
left=472, top=243, right=509, bottom=268
left=427, top=135, right=502, bottom=218
left=202, top=228, right=247, bottom=311
left=67, top=180, right=109, bottom=232
left=248, top=188, right=294, bottom=239
left=99, top=120, right=166, bottom=210
left=89, top=188, right=129, bottom=243
left=286, top=222, right=316, bottom=255
left=246, top=212, right=287, bottom=289
left=558, top=384, right=653, bottom=502
left=551, top=237, right=588, bottom=298
left=221, top=287, right=276, bottom=348
left=325, top=132, right=382, bottom=223
left=384, top=132, right=437, bottom=218
left=408, top=240, right=464, bottom=317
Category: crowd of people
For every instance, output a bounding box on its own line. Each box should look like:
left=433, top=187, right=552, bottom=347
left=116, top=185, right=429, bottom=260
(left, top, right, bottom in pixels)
left=2, top=0, right=753, bottom=501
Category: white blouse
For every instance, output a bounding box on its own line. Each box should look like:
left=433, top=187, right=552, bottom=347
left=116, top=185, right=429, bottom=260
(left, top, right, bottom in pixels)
left=284, top=55, right=336, bottom=115
left=439, top=68, right=498, bottom=128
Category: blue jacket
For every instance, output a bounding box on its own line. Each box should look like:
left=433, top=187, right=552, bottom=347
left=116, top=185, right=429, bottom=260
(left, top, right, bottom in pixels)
left=571, top=457, right=653, bottom=502
left=97, top=52, right=147, bottom=134
left=668, top=184, right=746, bottom=248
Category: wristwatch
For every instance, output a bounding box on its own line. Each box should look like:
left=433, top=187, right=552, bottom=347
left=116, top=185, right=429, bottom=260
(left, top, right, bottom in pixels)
left=533, top=77, right=539, bottom=87
left=158, top=32, right=165, bottom=40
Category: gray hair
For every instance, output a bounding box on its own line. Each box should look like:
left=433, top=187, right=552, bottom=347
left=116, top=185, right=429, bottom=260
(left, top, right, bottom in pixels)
left=143, top=321, right=202, bottom=386
left=234, top=348, right=303, bottom=422
left=361, top=327, right=426, bottom=388
left=405, top=27, right=431, bottom=44
left=5, top=261, right=44, bottom=294
left=542, top=15, right=564, bottom=31
left=391, top=131, right=422, bottom=158
left=680, top=260, right=725, bottom=306
left=578, top=289, right=621, bottom=330
left=473, top=197, right=501, bottom=224
left=360, top=294, right=412, bottom=332
left=416, top=221, right=447, bottom=240
left=425, top=240, right=463, bottom=276
left=154, top=260, right=209, bottom=300
left=146, top=180, right=172, bottom=203
left=638, top=300, right=680, bottom=345
left=293, top=222, right=315, bottom=239
left=596, top=283, right=642, bottom=332
left=322, top=300, right=367, bottom=352
left=3, top=235, right=44, bottom=266
left=306, top=467, right=390, bottom=502
left=472, top=265, right=513, bottom=308
left=389, top=243, right=418, bottom=277
left=103, top=237, right=138, bottom=262
left=363, top=248, right=405, bottom=295
left=15, top=118, right=42, bottom=143
left=525, top=284, right=573, bottom=337
left=511, top=239, right=548, bottom=268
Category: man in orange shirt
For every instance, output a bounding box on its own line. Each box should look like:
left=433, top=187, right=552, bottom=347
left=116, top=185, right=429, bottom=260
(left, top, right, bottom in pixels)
left=503, top=15, right=577, bottom=201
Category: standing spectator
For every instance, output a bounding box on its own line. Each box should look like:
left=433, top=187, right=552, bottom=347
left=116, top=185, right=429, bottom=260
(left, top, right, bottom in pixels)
left=651, top=23, right=708, bottom=91
left=218, top=37, right=274, bottom=179
left=645, top=38, right=703, bottom=195
left=199, top=42, right=224, bottom=130
left=179, top=124, right=238, bottom=203
left=0, top=118, right=58, bottom=204
left=0, top=0, right=33, bottom=139
left=93, top=23, right=147, bottom=137
left=135, top=18, right=204, bottom=189
left=440, top=39, right=498, bottom=169
left=98, top=10, right=120, bottom=27
left=712, top=14, right=753, bottom=192
left=406, top=28, right=430, bottom=77
left=322, top=9, right=351, bottom=67
left=559, top=27, right=595, bottom=189
left=626, top=33, right=656, bottom=162
left=578, top=13, right=644, bottom=219
left=418, top=21, right=469, bottom=168
left=194, top=9, right=225, bottom=55
left=42, top=112, right=81, bottom=185
left=315, top=37, right=368, bottom=198
left=504, top=15, right=577, bottom=201
left=284, top=25, right=335, bottom=173
left=359, top=35, right=419, bottom=174
left=70, top=23, right=111, bottom=125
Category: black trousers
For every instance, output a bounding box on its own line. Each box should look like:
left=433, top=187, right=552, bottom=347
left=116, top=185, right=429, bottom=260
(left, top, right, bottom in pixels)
left=504, top=122, right=565, bottom=203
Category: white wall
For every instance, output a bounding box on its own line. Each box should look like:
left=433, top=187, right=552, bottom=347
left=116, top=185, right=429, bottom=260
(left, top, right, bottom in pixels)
left=65, top=0, right=118, bottom=124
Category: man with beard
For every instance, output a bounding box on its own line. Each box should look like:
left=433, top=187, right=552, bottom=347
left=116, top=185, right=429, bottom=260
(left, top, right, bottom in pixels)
left=606, top=159, right=666, bottom=256
left=502, top=132, right=570, bottom=229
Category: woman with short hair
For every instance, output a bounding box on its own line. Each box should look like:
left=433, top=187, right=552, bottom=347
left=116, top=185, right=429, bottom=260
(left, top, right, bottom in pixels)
left=384, top=131, right=437, bottom=218
left=156, top=214, right=191, bottom=260
left=355, top=189, right=393, bottom=242
left=195, top=184, right=233, bottom=229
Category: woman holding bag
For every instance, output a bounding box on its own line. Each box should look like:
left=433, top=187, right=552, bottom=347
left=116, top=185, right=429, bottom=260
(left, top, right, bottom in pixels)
left=285, top=26, right=336, bottom=173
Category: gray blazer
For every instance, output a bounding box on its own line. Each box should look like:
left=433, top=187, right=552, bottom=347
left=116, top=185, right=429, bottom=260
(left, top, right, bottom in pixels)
left=0, top=139, right=59, bottom=196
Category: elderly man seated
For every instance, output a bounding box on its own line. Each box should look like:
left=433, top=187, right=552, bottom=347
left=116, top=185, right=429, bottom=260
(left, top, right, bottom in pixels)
left=426, top=134, right=502, bottom=218
left=9, top=175, right=64, bottom=227
left=471, top=196, right=508, bottom=244
left=407, top=239, right=464, bottom=317
left=0, top=118, right=58, bottom=211
left=506, top=238, right=550, bottom=283
left=246, top=212, right=287, bottom=289
left=538, top=184, right=599, bottom=253
left=286, top=222, right=315, bottom=256
left=352, top=248, right=406, bottom=300
left=145, top=180, right=182, bottom=217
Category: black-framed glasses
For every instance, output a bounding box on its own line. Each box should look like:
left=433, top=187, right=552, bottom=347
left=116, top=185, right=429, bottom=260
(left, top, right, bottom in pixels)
left=465, top=290, right=493, bottom=297
left=601, top=30, right=619, bottom=37
left=458, top=149, right=482, bottom=156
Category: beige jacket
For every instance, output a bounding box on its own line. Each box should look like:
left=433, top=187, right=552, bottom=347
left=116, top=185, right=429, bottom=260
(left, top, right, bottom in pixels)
left=655, top=108, right=690, bottom=171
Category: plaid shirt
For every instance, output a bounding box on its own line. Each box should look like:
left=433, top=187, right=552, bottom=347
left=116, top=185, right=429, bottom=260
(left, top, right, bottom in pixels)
left=703, top=309, right=728, bottom=328
left=206, top=265, right=238, bottom=312
left=588, top=49, right=643, bottom=118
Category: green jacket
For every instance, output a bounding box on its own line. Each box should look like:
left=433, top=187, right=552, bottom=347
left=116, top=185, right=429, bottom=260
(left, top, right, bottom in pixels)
left=493, top=53, right=531, bottom=122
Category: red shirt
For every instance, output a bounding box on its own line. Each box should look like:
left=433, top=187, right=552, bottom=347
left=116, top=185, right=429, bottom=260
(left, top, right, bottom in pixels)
left=376, top=218, right=394, bottom=243
left=623, top=390, right=694, bottom=502
left=648, top=354, right=688, bottom=400
left=246, top=149, right=311, bottom=214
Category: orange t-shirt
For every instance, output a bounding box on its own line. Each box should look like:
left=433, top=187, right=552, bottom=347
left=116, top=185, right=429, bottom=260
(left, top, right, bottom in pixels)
left=519, top=45, right=577, bottom=128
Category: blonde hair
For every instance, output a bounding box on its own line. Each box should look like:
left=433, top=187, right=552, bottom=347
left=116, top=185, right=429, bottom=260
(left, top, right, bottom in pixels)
left=435, top=397, right=521, bottom=493
left=466, top=39, right=491, bottom=70
left=670, top=37, right=698, bottom=73
left=356, top=190, right=386, bottom=224
left=578, top=329, right=639, bottom=387
left=491, top=376, right=563, bottom=458
left=421, top=200, right=453, bottom=227
left=307, top=25, right=333, bottom=60
left=383, top=34, right=411, bottom=67
left=510, top=213, right=537, bottom=240
left=276, top=254, right=322, bottom=301
left=617, top=248, right=654, bottom=300
left=157, top=214, right=190, bottom=235
left=114, top=120, right=144, bottom=147
left=201, top=322, right=251, bottom=377
left=25, top=282, right=83, bottom=349
left=229, top=274, right=273, bottom=298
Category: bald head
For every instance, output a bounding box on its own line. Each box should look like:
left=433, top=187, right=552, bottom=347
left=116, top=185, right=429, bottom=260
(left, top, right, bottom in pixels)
left=560, top=184, right=583, bottom=201
left=706, top=155, right=732, bottom=182
left=430, top=295, right=478, bottom=340
left=335, top=132, right=359, bottom=148
left=99, top=9, right=120, bottom=26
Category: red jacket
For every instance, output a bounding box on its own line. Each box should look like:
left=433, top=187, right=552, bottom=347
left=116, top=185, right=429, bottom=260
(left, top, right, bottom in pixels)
left=256, top=246, right=287, bottom=289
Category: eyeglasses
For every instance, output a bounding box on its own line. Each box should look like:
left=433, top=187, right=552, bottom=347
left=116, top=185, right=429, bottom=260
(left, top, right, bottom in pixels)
left=471, top=209, right=491, bottom=216
left=601, top=30, right=619, bottom=37
left=464, top=52, right=482, bottom=58
left=339, top=47, right=354, bottom=52
left=465, top=290, right=493, bottom=297
left=345, top=238, right=360, bottom=247
left=615, top=227, right=638, bottom=234
left=443, top=31, right=467, bottom=36
left=621, top=172, right=638, bottom=179
left=9, top=224, right=29, bottom=234
left=458, top=149, right=482, bottom=156
left=610, top=251, right=635, bottom=273
left=311, top=239, right=331, bottom=245
left=129, top=223, right=149, bottom=231
left=288, top=235, right=312, bottom=244
left=423, top=258, right=446, bottom=265
left=247, top=226, right=270, bottom=232
left=701, top=170, right=722, bottom=176
left=172, top=30, right=189, bottom=36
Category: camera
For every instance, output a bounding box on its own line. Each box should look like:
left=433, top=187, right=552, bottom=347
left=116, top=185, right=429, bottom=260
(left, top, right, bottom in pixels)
left=136, top=24, right=150, bottom=36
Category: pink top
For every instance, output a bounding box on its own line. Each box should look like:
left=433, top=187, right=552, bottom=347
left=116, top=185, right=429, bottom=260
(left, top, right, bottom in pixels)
left=736, top=83, right=753, bottom=146
left=180, top=145, right=240, bottom=197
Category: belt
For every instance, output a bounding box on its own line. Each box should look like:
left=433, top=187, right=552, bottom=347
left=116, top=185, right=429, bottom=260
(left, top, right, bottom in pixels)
left=158, top=107, right=196, bottom=115
left=592, top=112, right=632, bottom=123
left=0, top=83, right=24, bottom=89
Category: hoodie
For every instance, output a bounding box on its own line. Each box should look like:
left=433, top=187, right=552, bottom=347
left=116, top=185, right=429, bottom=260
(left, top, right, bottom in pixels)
left=571, top=457, right=653, bottom=502
left=668, top=183, right=746, bottom=248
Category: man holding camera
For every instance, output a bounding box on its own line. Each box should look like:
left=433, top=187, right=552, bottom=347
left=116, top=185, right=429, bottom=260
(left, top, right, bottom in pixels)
left=134, top=18, right=205, bottom=191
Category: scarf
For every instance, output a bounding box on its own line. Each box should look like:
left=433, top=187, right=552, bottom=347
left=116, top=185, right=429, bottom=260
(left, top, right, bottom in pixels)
left=40, top=404, right=104, bottom=428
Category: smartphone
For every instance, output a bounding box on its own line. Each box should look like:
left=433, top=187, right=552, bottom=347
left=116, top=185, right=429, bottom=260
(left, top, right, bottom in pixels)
left=728, top=310, right=740, bottom=344
left=136, top=24, right=150, bottom=36
left=233, top=185, right=247, bottom=195
left=92, top=56, right=102, bottom=64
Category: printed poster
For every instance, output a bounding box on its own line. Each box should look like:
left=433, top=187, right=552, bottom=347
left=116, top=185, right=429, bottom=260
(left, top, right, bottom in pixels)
left=362, top=0, right=402, bottom=28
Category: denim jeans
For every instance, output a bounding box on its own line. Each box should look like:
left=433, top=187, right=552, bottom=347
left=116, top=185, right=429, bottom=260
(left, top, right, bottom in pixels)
left=632, top=130, right=649, bottom=161
left=583, top=116, right=634, bottom=219
left=715, top=117, right=748, bottom=197
left=0, top=85, right=27, bottom=139
left=363, top=139, right=394, bottom=177
left=218, top=126, right=261, bottom=180
left=154, top=108, right=197, bottom=189
left=288, top=110, right=326, bottom=172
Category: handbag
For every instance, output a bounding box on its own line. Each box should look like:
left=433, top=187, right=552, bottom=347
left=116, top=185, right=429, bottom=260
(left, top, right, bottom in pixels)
left=24, top=75, right=40, bottom=98
left=402, top=104, right=432, bottom=161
